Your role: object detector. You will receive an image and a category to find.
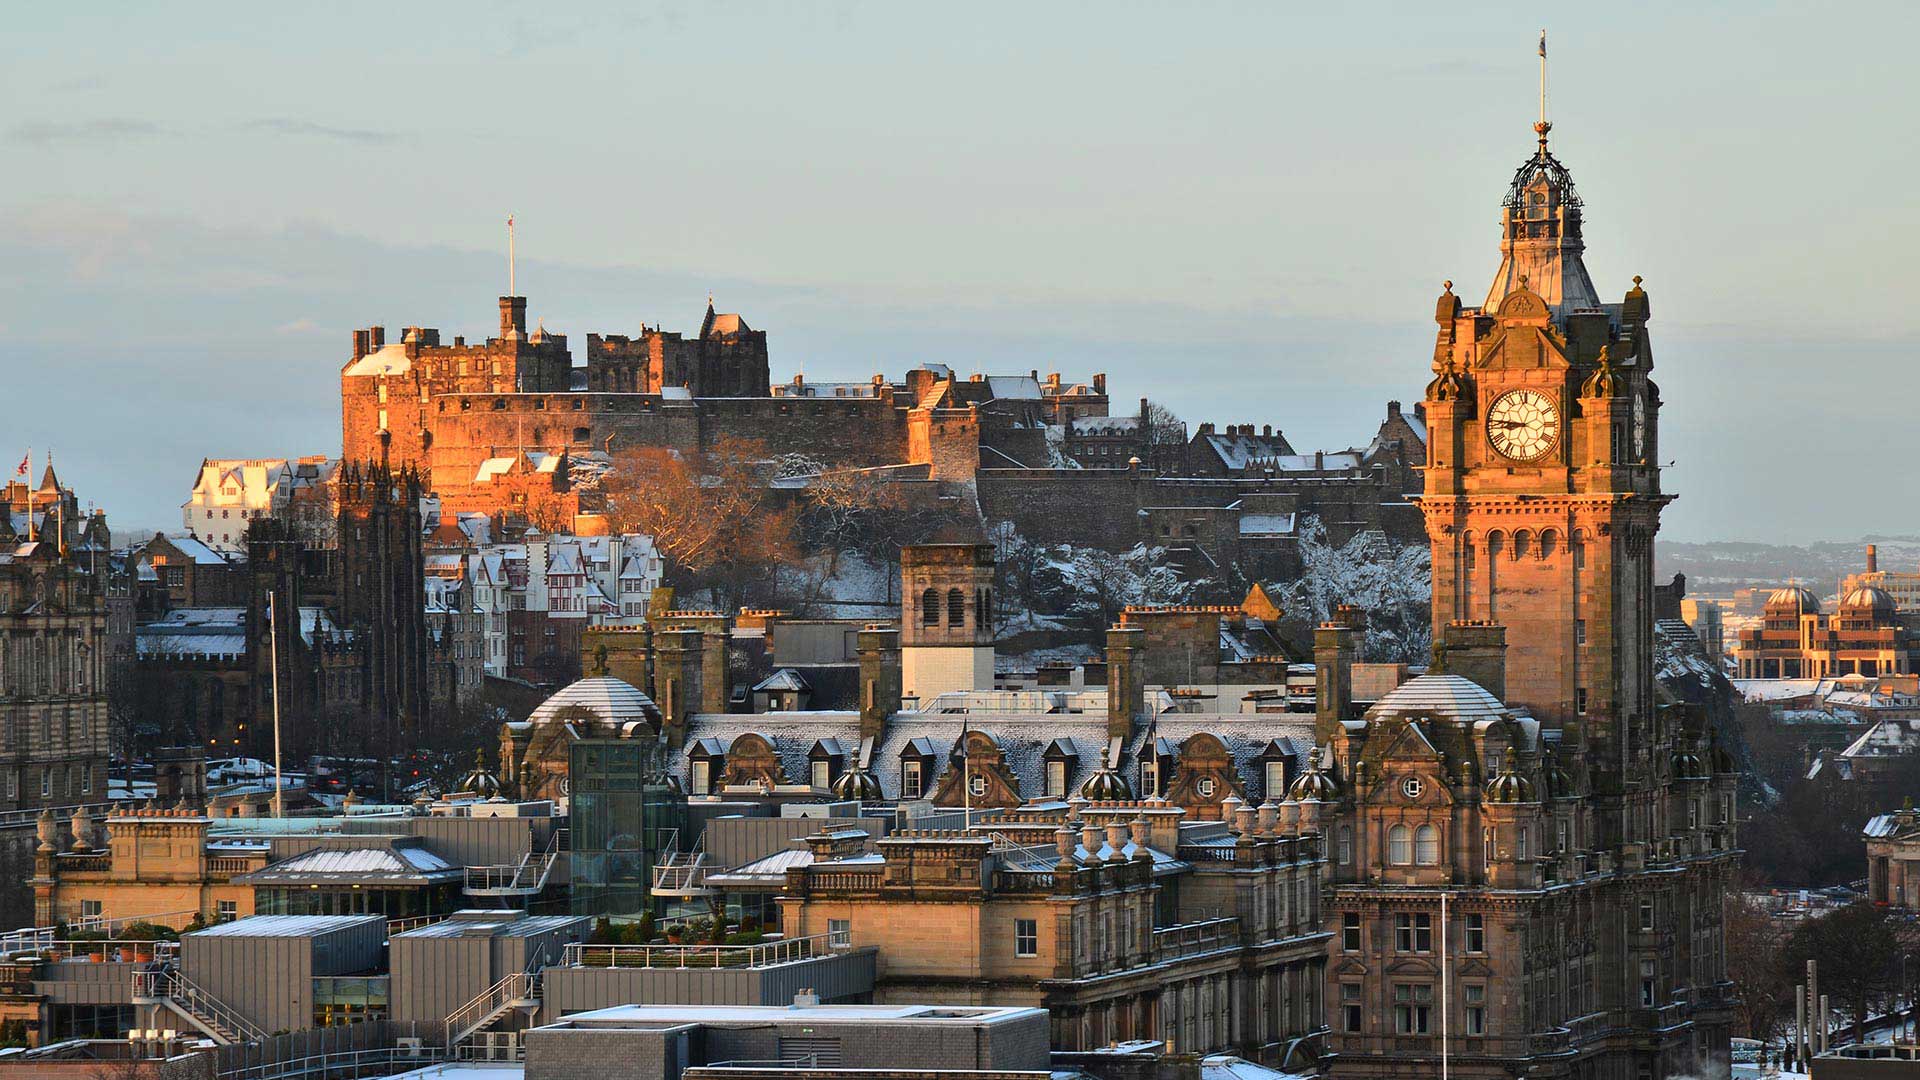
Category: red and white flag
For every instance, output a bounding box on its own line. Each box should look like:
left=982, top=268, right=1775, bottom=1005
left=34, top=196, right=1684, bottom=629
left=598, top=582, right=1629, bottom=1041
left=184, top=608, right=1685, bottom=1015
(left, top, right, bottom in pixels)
left=12, top=451, right=25, bottom=478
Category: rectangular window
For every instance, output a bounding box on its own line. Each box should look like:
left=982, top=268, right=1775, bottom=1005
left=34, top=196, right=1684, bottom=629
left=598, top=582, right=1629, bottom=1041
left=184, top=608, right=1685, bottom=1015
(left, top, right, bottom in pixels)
left=1014, top=918, right=1038, bottom=958
left=810, top=760, right=831, bottom=790
left=1575, top=619, right=1587, bottom=645
left=1639, top=897, right=1654, bottom=930
left=1342, top=912, right=1361, bottom=952
left=1393, top=913, right=1432, bottom=953
left=1464, top=984, right=1486, bottom=1035
left=902, top=760, right=923, bottom=799
left=1640, top=959, right=1657, bottom=1006
left=1466, top=913, right=1485, bottom=953
left=80, top=900, right=102, bottom=920
left=217, top=900, right=238, bottom=923
left=1342, top=983, right=1363, bottom=1033
left=828, top=919, right=851, bottom=947
left=1575, top=687, right=1588, bottom=714
left=1393, top=984, right=1433, bottom=1035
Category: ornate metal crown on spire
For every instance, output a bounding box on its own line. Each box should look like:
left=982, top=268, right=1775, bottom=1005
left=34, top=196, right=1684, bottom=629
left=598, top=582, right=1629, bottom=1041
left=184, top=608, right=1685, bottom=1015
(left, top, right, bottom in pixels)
left=1503, top=133, right=1581, bottom=212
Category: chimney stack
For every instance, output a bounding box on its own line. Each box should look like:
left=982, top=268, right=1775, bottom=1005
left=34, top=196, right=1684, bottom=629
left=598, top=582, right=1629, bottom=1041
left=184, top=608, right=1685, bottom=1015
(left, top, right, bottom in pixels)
left=1314, top=606, right=1362, bottom=743
left=1107, top=626, right=1146, bottom=740
left=1441, top=621, right=1508, bottom=703
left=1866, top=544, right=1879, bottom=574
left=857, top=626, right=902, bottom=740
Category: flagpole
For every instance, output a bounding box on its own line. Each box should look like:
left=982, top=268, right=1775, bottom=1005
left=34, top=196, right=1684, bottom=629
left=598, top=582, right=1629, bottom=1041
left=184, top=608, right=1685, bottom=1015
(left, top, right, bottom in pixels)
left=508, top=214, right=516, bottom=297
left=269, top=591, right=285, bottom=819
left=1538, top=30, right=1548, bottom=131
left=22, top=448, right=32, bottom=543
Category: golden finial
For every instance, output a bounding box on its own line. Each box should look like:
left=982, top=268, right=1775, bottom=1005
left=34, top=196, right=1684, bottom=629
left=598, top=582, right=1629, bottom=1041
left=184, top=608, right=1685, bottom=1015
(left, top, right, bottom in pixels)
left=1443, top=280, right=1453, bottom=292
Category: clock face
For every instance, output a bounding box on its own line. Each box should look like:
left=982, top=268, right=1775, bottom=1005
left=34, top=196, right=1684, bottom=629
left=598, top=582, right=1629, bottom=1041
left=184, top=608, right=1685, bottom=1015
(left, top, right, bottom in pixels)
left=1486, top=389, right=1561, bottom=462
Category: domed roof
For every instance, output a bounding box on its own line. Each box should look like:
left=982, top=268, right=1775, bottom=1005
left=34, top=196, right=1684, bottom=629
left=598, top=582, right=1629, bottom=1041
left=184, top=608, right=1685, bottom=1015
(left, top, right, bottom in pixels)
left=460, top=748, right=503, bottom=799
left=1841, top=585, right=1896, bottom=617
left=1079, top=766, right=1131, bottom=801
left=528, top=676, right=660, bottom=730
left=1484, top=747, right=1537, bottom=804
left=829, top=766, right=884, bottom=802
left=1766, top=585, right=1821, bottom=616
left=1286, top=746, right=1341, bottom=802
left=1366, top=674, right=1508, bottom=721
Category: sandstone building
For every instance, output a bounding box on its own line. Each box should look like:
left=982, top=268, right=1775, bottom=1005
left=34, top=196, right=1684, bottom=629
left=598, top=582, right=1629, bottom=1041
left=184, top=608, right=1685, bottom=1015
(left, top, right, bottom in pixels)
left=1317, top=113, right=1740, bottom=1079
left=1, top=466, right=114, bottom=812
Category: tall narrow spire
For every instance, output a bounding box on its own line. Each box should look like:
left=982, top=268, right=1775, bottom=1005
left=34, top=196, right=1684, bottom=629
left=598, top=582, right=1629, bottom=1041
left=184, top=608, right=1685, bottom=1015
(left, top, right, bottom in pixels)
left=1482, top=31, right=1598, bottom=316
left=1537, top=30, right=1550, bottom=150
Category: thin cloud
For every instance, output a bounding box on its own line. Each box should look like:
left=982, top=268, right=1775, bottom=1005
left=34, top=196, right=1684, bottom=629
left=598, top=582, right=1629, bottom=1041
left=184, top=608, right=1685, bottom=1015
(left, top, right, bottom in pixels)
left=8, top=118, right=162, bottom=145
left=243, top=118, right=401, bottom=144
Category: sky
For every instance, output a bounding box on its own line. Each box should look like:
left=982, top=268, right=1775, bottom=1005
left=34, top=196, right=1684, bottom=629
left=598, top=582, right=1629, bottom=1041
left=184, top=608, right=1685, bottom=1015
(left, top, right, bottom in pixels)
left=2, top=2, right=1916, bottom=544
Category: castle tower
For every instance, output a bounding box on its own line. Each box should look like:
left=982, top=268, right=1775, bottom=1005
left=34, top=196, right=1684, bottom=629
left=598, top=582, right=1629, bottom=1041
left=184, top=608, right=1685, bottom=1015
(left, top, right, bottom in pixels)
left=1420, top=115, right=1667, bottom=848
left=898, top=544, right=995, bottom=705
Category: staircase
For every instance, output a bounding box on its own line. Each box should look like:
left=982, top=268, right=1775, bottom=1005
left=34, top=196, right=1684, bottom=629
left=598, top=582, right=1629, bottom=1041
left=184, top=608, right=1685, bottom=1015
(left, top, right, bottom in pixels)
left=464, top=828, right=562, bottom=900
left=132, top=968, right=266, bottom=1045
left=651, top=829, right=714, bottom=899
left=446, top=968, right=542, bottom=1049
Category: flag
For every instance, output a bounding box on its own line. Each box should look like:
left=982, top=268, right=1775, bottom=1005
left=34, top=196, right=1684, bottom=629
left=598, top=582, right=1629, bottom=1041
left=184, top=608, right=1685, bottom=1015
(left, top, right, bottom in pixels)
left=12, top=451, right=25, bottom=478
left=507, top=215, right=514, bottom=227
left=1538, top=30, right=1546, bottom=58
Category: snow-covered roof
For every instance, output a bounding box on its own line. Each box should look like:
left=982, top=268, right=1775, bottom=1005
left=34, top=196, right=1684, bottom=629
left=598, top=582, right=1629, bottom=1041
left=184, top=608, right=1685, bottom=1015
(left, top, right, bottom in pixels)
left=1364, top=674, right=1509, bottom=721
left=236, top=844, right=459, bottom=885
left=527, top=676, right=660, bottom=730
left=343, top=342, right=411, bottom=377
left=162, top=535, right=234, bottom=565
left=1069, top=415, right=1141, bottom=435
left=986, top=376, right=1043, bottom=401
left=1239, top=513, right=1296, bottom=537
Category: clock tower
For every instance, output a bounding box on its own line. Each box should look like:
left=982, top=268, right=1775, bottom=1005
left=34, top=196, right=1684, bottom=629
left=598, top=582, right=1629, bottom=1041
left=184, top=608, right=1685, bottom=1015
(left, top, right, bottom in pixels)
left=1420, top=116, right=1668, bottom=845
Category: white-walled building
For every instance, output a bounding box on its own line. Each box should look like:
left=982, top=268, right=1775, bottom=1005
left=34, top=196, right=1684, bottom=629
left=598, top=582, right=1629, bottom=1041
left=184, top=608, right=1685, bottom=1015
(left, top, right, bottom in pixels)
left=181, top=457, right=338, bottom=552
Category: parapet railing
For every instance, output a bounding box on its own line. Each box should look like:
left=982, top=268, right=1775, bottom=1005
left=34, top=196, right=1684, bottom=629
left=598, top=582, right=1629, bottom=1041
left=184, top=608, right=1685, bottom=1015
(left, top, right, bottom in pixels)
left=0, top=909, right=200, bottom=953
left=217, top=1045, right=445, bottom=1080
left=1151, top=917, right=1241, bottom=961
left=561, top=933, right=837, bottom=971
left=0, top=938, right=179, bottom=964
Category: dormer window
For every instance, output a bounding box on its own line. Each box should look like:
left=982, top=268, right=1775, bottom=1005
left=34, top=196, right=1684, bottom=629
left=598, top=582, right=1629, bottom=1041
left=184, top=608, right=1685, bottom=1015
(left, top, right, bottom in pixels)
left=808, top=739, right=849, bottom=792
left=1042, top=739, right=1079, bottom=799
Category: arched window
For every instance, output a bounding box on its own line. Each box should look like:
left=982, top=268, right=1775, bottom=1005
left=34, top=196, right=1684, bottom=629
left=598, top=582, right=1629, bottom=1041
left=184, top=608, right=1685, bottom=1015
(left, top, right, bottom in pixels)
left=947, top=588, right=966, bottom=627
left=1414, top=824, right=1440, bottom=865
left=1337, top=825, right=1354, bottom=865
left=1512, top=530, right=1530, bottom=561
left=920, top=588, right=940, bottom=627
left=1388, top=824, right=1412, bottom=866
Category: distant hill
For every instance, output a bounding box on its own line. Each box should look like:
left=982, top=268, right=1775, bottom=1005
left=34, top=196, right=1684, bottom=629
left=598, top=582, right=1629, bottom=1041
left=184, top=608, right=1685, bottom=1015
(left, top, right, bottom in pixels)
left=1656, top=535, right=1920, bottom=596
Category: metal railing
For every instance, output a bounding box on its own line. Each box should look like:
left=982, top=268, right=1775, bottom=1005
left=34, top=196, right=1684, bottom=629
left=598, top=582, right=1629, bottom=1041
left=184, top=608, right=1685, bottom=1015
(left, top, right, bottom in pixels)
left=464, top=829, right=561, bottom=896
left=0, top=938, right=179, bottom=964
left=445, top=969, right=540, bottom=1046
left=562, top=933, right=835, bottom=971
left=217, top=1045, right=445, bottom=1080
left=0, top=801, right=124, bottom=832
left=1152, top=917, right=1241, bottom=961
left=385, top=914, right=451, bottom=937
left=652, top=828, right=712, bottom=896
left=1, top=909, right=200, bottom=953
left=135, top=968, right=268, bottom=1044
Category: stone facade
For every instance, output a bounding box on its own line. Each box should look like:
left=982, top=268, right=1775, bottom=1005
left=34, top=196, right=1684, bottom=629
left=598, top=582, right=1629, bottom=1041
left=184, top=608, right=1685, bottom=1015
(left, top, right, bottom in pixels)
left=1316, top=117, right=1739, bottom=1080
left=1, top=468, right=113, bottom=812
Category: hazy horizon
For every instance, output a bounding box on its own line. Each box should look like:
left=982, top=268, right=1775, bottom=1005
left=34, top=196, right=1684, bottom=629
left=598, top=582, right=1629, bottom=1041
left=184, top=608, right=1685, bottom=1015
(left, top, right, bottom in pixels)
left=5, top=2, right=1916, bottom=545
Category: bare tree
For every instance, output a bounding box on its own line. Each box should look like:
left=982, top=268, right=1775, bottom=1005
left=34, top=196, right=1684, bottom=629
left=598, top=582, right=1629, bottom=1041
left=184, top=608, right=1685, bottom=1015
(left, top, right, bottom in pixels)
left=1141, top=400, right=1189, bottom=473
left=601, top=436, right=801, bottom=612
